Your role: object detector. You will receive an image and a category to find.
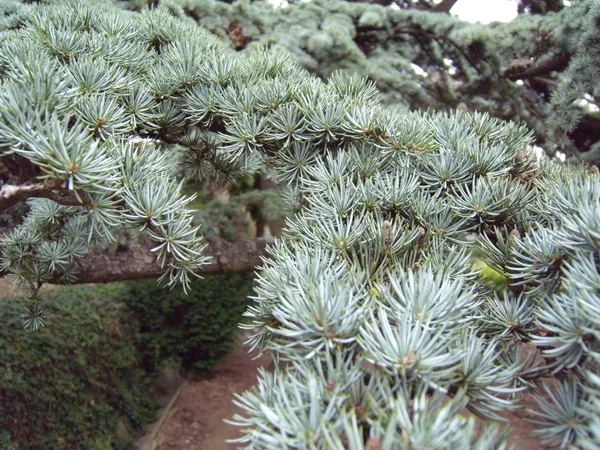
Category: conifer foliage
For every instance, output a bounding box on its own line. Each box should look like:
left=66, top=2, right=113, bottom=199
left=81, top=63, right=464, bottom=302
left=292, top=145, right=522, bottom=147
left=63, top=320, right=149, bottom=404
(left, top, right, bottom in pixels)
left=156, top=0, right=600, bottom=164
left=0, top=1, right=599, bottom=448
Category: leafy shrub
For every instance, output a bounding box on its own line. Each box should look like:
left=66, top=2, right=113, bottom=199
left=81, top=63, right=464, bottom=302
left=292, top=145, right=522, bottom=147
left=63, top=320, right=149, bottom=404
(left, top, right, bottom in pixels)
left=120, top=274, right=254, bottom=376
left=0, top=285, right=156, bottom=450
left=0, top=273, right=255, bottom=449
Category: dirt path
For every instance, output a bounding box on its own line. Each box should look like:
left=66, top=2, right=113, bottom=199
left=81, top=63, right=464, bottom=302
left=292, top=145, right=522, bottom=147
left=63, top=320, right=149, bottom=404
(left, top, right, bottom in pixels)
left=150, top=339, right=542, bottom=450
left=153, top=340, right=270, bottom=450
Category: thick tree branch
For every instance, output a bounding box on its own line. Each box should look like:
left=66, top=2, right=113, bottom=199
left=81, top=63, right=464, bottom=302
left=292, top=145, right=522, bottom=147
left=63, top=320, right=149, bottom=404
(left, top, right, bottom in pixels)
left=0, top=179, right=81, bottom=213
left=431, top=0, right=459, bottom=13
left=344, top=0, right=457, bottom=11
left=42, top=237, right=273, bottom=284
left=504, top=53, right=571, bottom=81
left=345, top=0, right=392, bottom=5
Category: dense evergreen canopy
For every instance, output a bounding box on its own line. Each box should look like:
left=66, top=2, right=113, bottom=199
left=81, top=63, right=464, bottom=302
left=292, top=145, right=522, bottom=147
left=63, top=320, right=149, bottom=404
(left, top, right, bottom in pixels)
left=144, top=0, right=600, bottom=164
left=0, top=0, right=599, bottom=448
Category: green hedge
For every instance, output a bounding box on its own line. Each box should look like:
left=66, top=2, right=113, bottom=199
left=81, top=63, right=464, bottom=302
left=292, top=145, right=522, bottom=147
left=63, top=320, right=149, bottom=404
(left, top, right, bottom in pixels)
left=0, top=285, right=156, bottom=450
left=0, top=274, right=254, bottom=448
left=120, top=274, right=254, bottom=376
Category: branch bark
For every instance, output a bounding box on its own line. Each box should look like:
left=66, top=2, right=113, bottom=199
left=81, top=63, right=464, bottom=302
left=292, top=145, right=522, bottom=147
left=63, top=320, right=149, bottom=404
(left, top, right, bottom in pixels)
left=504, top=53, right=571, bottom=81
left=344, top=0, right=457, bottom=11
left=0, top=179, right=80, bottom=213
left=43, top=237, right=273, bottom=284
left=431, top=0, right=459, bottom=13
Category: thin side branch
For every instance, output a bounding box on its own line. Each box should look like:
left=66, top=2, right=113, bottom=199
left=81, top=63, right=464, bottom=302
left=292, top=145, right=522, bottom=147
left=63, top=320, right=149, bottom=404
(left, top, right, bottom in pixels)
left=392, top=26, right=483, bottom=76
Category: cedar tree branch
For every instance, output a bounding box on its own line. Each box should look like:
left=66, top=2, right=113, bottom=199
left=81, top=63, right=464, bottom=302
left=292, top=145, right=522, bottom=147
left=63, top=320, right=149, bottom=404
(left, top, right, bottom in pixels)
left=0, top=179, right=81, bottom=213
left=43, top=237, right=274, bottom=284
left=504, top=53, right=571, bottom=81
left=431, top=0, right=459, bottom=13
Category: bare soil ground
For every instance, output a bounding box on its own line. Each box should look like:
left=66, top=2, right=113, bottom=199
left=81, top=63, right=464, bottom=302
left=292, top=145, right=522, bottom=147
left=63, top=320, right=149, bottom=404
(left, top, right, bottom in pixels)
left=152, top=341, right=270, bottom=450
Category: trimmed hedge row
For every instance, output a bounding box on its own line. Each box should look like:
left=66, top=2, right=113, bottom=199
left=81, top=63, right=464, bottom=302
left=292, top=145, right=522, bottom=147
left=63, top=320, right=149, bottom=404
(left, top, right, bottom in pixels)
left=0, top=285, right=156, bottom=450
left=121, top=274, right=255, bottom=376
left=0, top=274, right=254, bottom=449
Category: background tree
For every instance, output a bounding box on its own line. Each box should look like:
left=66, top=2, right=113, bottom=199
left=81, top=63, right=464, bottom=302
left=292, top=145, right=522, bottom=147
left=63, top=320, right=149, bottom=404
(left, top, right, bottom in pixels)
left=0, top=1, right=599, bottom=448
left=142, top=0, right=600, bottom=164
